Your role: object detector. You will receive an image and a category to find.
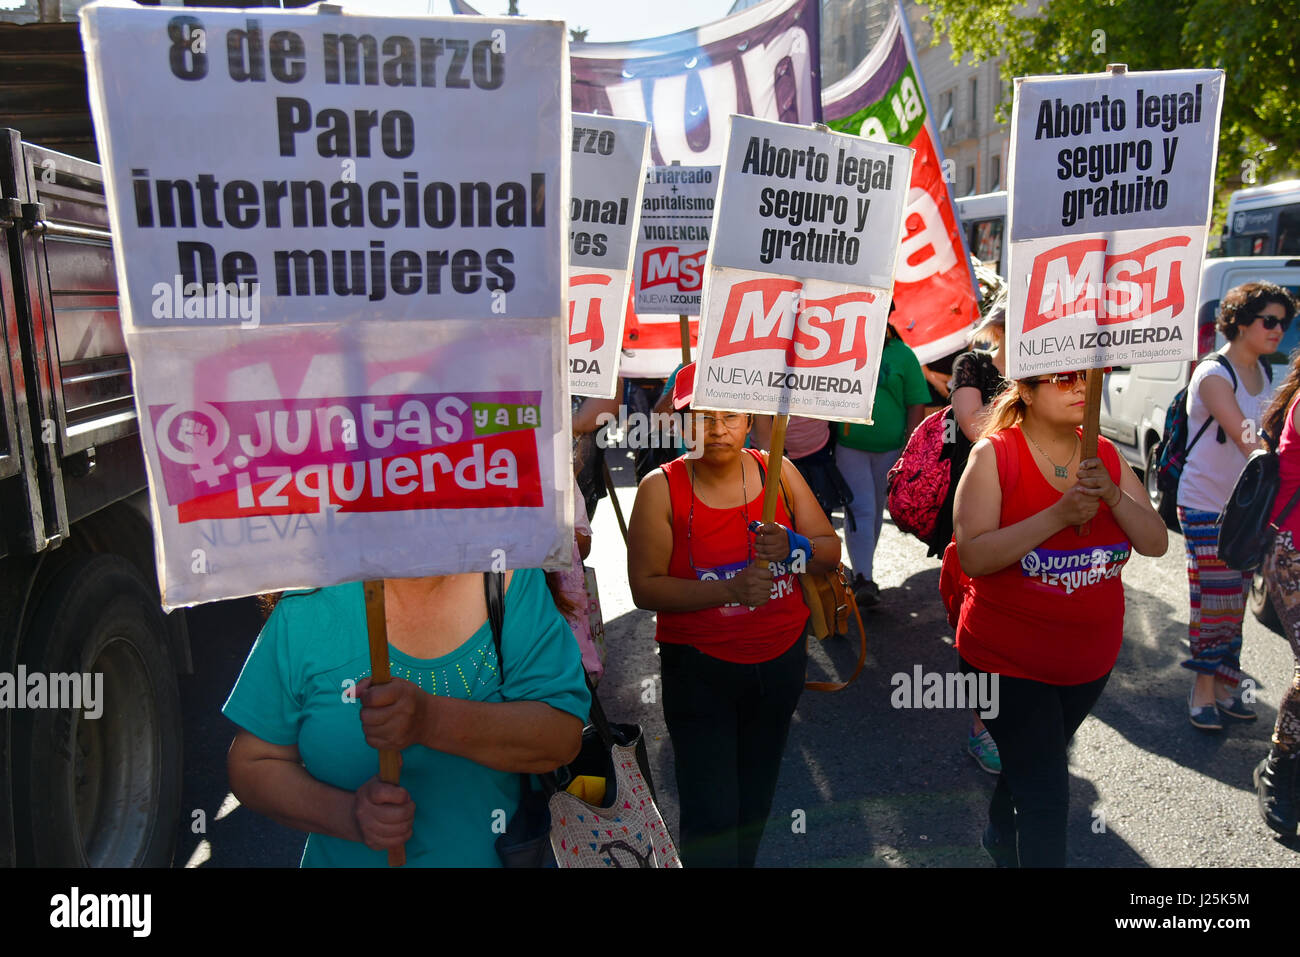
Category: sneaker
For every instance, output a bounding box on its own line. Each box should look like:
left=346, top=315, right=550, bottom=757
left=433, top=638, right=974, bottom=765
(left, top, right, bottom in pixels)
left=1188, top=684, right=1223, bottom=732
left=852, top=576, right=880, bottom=608
left=967, top=727, right=1002, bottom=774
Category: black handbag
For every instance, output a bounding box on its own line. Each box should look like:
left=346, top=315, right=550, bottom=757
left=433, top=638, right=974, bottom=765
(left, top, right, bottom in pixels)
left=486, top=573, right=659, bottom=868
left=1218, top=445, right=1300, bottom=571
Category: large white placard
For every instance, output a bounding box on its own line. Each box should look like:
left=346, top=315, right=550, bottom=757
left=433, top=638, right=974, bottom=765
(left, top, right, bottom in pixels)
left=1006, top=69, right=1224, bottom=377
left=694, top=116, right=913, bottom=422
left=632, top=165, right=719, bottom=315
left=567, top=114, right=650, bottom=398
left=81, top=4, right=572, bottom=607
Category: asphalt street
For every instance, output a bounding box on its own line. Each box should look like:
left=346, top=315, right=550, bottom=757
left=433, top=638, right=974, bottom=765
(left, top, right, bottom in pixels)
left=175, top=449, right=1300, bottom=868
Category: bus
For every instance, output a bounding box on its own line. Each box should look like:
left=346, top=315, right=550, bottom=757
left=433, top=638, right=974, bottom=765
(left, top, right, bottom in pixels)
left=953, top=190, right=1007, bottom=278
left=1221, top=180, right=1300, bottom=257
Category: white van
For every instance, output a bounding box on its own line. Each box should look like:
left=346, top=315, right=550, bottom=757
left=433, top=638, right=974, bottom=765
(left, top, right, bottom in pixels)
left=953, top=190, right=1007, bottom=278
left=1220, top=180, right=1300, bottom=257
left=1098, top=256, right=1300, bottom=521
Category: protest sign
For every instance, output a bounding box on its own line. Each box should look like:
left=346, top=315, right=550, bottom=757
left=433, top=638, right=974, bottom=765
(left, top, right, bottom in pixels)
left=1006, top=69, right=1223, bottom=378
left=631, top=165, right=719, bottom=316
left=568, top=114, right=650, bottom=398
left=81, top=5, right=572, bottom=607
left=694, top=116, right=913, bottom=423
left=822, top=5, right=980, bottom=364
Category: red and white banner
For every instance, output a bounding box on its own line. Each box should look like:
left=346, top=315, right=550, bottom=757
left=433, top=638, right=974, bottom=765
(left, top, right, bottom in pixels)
left=822, top=5, right=980, bottom=365
left=1006, top=69, right=1223, bottom=377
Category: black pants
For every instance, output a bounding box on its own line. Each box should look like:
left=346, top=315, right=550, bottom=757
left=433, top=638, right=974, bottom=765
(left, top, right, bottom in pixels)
left=960, top=655, right=1110, bottom=867
left=659, top=636, right=806, bottom=867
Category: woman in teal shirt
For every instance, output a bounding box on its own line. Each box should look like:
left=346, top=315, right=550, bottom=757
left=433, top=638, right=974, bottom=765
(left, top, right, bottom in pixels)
left=223, top=568, right=590, bottom=867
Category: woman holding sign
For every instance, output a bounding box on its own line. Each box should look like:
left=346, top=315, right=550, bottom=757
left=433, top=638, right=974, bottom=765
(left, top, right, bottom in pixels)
left=223, top=570, right=589, bottom=867
left=953, top=369, right=1167, bottom=867
left=627, top=362, right=841, bottom=868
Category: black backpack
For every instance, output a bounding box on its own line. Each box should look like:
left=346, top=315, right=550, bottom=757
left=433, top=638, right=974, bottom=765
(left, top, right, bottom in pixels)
left=1155, top=353, right=1272, bottom=495
left=1218, top=445, right=1300, bottom=571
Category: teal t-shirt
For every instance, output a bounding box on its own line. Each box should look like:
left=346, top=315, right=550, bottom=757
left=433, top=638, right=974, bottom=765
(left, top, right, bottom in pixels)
left=222, top=568, right=590, bottom=868
left=840, top=336, right=931, bottom=452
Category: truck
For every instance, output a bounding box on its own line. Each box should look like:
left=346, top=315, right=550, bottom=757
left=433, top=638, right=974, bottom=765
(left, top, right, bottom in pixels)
left=1, top=13, right=189, bottom=866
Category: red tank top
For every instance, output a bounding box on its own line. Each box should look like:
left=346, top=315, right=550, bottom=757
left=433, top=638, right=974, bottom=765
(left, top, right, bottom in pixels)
left=1270, top=391, right=1300, bottom=537
left=656, top=448, right=809, bottom=663
left=956, top=427, right=1130, bottom=685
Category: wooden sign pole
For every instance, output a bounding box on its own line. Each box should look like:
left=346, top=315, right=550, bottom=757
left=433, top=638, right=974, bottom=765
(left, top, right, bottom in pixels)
left=1077, top=368, right=1105, bottom=537
left=602, top=459, right=629, bottom=544
left=679, top=315, right=691, bottom=365
left=362, top=579, right=406, bottom=867
left=760, top=413, right=790, bottom=523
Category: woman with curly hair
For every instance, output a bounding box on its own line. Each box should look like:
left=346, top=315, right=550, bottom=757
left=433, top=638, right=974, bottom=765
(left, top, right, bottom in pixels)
left=1178, top=282, right=1292, bottom=731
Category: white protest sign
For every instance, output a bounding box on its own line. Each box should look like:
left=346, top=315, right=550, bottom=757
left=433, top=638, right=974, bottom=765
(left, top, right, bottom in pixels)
left=694, top=116, right=913, bottom=423
left=632, top=165, right=719, bottom=315
left=568, top=114, right=650, bottom=398
left=1006, top=69, right=1223, bottom=378
left=81, top=4, right=572, bottom=607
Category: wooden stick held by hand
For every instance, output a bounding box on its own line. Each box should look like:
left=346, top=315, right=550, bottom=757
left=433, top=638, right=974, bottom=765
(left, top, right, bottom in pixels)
left=363, top=579, right=406, bottom=867
left=1077, top=370, right=1105, bottom=537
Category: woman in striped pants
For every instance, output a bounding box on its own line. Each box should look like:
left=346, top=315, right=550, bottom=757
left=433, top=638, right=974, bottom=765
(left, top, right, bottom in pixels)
left=1176, top=283, right=1291, bottom=730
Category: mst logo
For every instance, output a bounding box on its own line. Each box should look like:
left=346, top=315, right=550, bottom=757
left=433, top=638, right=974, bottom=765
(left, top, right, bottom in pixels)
left=712, top=277, right=874, bottom=371
left=568, top=274, right=610, bottom=351
left=1023, top=235, right=1192, bottom=332
left=640, top=247, right=706, bottom=291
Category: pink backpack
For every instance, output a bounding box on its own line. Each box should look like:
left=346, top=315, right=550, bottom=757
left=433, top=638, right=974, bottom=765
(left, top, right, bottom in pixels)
left=886, top=407, right=952, bottom=544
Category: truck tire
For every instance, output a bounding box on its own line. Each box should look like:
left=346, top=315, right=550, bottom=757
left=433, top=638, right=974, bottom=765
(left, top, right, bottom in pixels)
left=1143, top=442, right=1180, bottom=532
left=12, top=554, right=182, bottom=866
left=1249, top=570, right=1285, bottom=637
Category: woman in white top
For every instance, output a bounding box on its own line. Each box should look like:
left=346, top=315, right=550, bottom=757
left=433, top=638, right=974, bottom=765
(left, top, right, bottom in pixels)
left=1178, top=281, right=1291, bottom=731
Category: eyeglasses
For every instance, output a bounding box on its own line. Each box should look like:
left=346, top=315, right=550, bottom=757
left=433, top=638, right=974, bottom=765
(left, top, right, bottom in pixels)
left=1244, top=313, right=1292, bottom=331
left=1029, top=370, right=1089, bottom=391
left=695, top=412, right=748, bottom=429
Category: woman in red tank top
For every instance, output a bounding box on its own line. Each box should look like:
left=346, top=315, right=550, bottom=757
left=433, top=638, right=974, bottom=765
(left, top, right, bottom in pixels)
left=953, top=368, right=1168, bottom=867
left=627, top=363, right=840, bottom=867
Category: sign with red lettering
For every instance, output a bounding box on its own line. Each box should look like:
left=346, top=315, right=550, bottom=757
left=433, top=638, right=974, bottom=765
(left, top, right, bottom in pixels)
left=1006, top=69, right=1223, bottom=377
left=568, top=114, right=651, bottom=398
left=695, top=116, right=910, bottom=422
left=81, top=6, right=572, bottom=607
left=632, top=166, right=719, bottom=315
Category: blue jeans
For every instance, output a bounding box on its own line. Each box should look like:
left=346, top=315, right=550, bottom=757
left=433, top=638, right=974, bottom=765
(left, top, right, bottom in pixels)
left=836, top=445, right=900, bottom=581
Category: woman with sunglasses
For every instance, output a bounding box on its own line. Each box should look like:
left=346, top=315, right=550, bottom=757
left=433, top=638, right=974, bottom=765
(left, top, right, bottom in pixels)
left=1178, top=282, right=1291, bottom=731
left=954, top=368, right=1167, bottom=866
left=627, top=362, right=840, bottom=867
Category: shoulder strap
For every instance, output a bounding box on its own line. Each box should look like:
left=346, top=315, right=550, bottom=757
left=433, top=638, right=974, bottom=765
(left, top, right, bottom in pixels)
left=1263, top=356, right=1275, bottom=384
left=484, top=571, right=505, bottom=678
left=1210, top=352, right=1238, bottom=391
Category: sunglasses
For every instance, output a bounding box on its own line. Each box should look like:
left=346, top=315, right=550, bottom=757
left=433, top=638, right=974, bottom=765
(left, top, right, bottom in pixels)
left=1028, top=370, right=1089, bottom=391
left=1244, top=313, right=1291, bottom=331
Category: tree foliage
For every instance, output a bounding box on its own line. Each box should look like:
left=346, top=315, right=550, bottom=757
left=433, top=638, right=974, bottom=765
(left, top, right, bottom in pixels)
left=921, top=0, right=1299, bottom=227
